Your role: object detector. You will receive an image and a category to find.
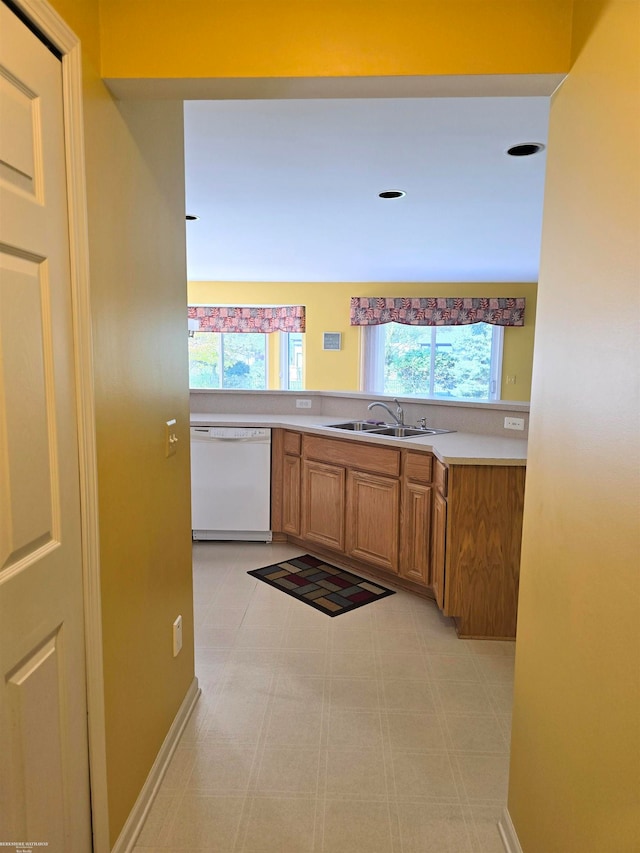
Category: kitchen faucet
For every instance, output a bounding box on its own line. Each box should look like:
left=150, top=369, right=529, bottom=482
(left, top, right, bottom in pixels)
left=367, top=399, right=405, bottom=426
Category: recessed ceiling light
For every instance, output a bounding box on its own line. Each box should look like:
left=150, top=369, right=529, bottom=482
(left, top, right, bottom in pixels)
left=185, top=214, right=200, bottom=221
left=378, top=190, right=406, bottom=199
left=506, top=143, right=545, bottom=157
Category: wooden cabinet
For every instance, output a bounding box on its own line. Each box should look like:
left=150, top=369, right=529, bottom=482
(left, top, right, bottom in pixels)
left=431, top=490, right=447, bottom=609
left=278, top=433, right=429, bottom=585
left=426, top=456, right=525, bottom=639
left=282, top=454, right=301, bottom=535
left=272, top=429, right=302, bottom=537
left=302, top=435, right=400, bottom=568
left=399, top=451, right=434, bottom=586
left=271, top=428, right=525, bottom=639
left=429, top=458, right=448, bottom=608
left=443, top=465, right=525, bottom=639
left=400, top=481, right=432, bottom=585
left=303, top=434, right=400, bottom=477
left=434, top=457, right=448, bottom=496
left=301, top=459, right=345, bottom=551
left=347, top=469, right=400, bottom=573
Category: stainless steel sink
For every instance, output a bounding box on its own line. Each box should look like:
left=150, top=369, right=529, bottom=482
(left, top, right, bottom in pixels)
left=324, top=420, right=385, bottom=431
left=413, top=428, right=454, bottom=436
left=323, top=421, right=454, bottom=439
left=372, top=426, right=438, bottom=438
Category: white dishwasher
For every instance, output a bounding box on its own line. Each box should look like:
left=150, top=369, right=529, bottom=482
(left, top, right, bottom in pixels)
left=190, top=426, right=272, bottom=541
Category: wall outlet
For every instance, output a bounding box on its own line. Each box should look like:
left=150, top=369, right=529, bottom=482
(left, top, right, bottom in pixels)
left=504, top=417, right=525, bottom=431
left=172, top=615, right=183, bottom=657
left=296, top=399, right=312, bottom=409
left=506, top=375, right=517, bottom=385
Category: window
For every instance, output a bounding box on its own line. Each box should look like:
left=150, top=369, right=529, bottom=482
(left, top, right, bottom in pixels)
left=188, top=332, right=267, bottom=389
left=187, top=304, right=306, bottom=390
left=280, top=332, right=304, bottom=390
left=363, top=322, right=503, bottom=401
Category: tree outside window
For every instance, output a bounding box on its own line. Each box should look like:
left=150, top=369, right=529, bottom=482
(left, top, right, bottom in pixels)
left=370, top=322, right=501, bottom=400
left=188, top=332, right=267, bottom=389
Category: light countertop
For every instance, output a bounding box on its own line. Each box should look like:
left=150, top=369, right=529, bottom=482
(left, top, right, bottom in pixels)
left=190, top=413, right=527, bottom=466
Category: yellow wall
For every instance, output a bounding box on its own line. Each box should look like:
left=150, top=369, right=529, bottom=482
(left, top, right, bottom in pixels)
left=98, top=0, right=573, bottom=79
left=48, top=1, right=195, bottom=844
left=508, top=2, right=640, bottom=850
left=188, top=281, right=537, bottom=400
left=43, top=0, right=639, bottom=849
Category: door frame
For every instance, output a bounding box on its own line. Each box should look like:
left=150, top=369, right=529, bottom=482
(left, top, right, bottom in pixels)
left=8, top=1, right=108, bottom=849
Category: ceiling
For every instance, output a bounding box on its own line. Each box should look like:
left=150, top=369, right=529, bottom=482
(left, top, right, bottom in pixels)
left=184, top=96, right=550, bottom=283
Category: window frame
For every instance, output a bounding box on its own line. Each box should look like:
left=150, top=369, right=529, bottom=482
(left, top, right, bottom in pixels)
left=279, top=331, right=304, bottom=390
left=188, top=330, right=269, bottom=390
left=361, top=322, right=503, bottom=402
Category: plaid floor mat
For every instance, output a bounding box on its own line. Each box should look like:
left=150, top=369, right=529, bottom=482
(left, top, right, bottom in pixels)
left=247, top=554, right=395, bottom=616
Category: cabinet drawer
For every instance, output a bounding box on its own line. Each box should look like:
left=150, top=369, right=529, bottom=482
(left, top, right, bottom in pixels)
left=404, top=451, right=433, bottom=483
left=283, top=430, right=301, bottom=456
left=303, top=435, right=400, bottom=477
left=434, top=459, right=448, bottom=496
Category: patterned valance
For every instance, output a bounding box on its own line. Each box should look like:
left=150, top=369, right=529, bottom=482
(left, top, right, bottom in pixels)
left=188, top=305, right=305, bottom=333
left=350, top=297, right=525, bottom=327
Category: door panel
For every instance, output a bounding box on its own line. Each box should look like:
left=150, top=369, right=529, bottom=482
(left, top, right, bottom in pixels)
left=0, top=68, right=40, bottom=197
left=301, top=460, right=345, bottom=551
left=282, top=454, right=301, bottom=535
left=399, top=481, right=432, bottom=585
left=6, top=630, right=66, bottom=846
left=0, top=5, right=92, bottom=849
left=432, top=491, right=447, bottom=610
left=346, top=470, right=400, bottom=573
left=0, top=251, right=56, bottom=569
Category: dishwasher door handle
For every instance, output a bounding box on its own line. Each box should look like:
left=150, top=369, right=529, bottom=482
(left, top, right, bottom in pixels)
left=207, top=436, right=270, bottom=443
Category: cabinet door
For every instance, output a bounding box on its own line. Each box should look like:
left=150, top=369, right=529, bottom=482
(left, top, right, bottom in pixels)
left=399, top=482, right=432, bottom=586
left=282, top=454, right=301, bottom=535
left=301, top=460, right=346, bottom=551
left=346, top=470, right=400, bottom=573
left=431, top=490, right=447, bottom=610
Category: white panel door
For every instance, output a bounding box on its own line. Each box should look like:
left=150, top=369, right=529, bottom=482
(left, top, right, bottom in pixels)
left=0, top=5, right=92, bottom=850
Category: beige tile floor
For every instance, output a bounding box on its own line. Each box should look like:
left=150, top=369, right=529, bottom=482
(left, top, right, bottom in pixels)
left=134, top=542, right=514, bottom=852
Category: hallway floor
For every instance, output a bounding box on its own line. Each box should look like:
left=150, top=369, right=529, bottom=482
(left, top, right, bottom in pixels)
left=134, top=542, right=514, bottom=852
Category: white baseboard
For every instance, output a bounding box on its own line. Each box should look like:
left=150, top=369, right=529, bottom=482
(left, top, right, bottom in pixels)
left=498, top=807, right=524, bottom=853
left=111, top=677, right=201, bottom=853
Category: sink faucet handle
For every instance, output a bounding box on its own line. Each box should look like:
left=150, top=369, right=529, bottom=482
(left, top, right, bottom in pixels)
left=393, top=398, right=404, bottom=425
left=418, top=417, right=428, bottom=429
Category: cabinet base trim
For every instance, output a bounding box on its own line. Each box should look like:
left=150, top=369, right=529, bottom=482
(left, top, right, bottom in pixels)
left=498, top=808, right=524, bottom=853
left=271, top=532, right=288, bottom=542
left=454, top=616, right=517, bottom=641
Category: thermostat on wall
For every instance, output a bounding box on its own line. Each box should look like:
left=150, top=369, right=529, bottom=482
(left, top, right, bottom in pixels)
left=323, top=332, right=342, bottom=351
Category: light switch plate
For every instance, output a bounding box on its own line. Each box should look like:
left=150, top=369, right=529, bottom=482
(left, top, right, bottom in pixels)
left=165, top=418, right=178, bottom=457
left=173, top=615, right=183, bottom=657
